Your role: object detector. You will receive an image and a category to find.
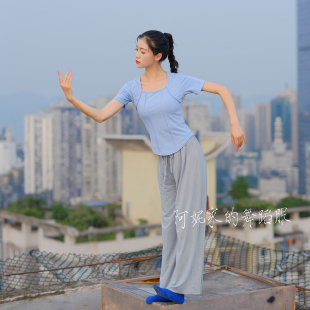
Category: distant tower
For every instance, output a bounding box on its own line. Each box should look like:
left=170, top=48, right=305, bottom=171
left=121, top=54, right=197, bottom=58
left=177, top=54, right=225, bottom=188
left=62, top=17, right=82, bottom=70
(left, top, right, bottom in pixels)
left=274, top=117, right=283, bottom=143
left=297, top=0, right=310, bottom=194
left=272, top=117, right=286, bottom=155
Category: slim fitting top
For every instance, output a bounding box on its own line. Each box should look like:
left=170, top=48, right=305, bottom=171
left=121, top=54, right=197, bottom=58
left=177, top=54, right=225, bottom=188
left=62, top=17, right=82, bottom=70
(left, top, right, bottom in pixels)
left=113, top=71, right=205, bottom=156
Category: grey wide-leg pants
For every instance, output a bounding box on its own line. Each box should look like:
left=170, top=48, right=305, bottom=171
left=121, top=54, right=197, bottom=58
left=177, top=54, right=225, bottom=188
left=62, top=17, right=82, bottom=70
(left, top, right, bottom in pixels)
left=157, top=135, right=207, bottom=295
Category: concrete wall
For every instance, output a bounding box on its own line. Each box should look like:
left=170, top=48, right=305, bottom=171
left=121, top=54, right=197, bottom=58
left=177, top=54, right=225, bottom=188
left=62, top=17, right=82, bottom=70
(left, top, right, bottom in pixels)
left=37, top=227, right=163, bottom=255
left=2, top=220, right=163, bottom=259
left=3, top=221, right=38, bottom=258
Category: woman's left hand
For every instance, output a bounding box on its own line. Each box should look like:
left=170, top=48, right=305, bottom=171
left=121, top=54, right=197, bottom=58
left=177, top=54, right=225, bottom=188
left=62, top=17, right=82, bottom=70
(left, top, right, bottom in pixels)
left=231, top=122, right=246, bottom=151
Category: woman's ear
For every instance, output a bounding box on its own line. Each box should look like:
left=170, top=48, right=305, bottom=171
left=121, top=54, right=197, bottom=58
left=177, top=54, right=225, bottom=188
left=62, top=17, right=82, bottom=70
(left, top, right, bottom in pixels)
left=155, top=53, right=163, bottom=62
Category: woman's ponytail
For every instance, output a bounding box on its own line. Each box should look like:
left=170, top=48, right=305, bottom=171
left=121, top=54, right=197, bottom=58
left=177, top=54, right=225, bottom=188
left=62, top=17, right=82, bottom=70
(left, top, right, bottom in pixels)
left=164, top=33, right=179, bottom=73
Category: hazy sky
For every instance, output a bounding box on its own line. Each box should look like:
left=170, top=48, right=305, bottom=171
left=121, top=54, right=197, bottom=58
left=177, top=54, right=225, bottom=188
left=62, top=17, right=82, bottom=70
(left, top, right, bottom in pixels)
left=0, top=0, right=296, bottom=143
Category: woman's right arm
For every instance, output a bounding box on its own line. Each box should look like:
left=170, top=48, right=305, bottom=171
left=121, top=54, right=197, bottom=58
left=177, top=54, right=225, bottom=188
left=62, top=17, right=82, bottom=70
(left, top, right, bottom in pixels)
left=67, top=96, right=124, bottom=123
left=58, top=70, right=124, bottom=123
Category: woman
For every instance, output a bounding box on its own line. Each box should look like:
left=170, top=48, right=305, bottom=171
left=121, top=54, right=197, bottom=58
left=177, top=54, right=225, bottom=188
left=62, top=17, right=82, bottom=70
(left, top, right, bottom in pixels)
left=58, top=30, right=246, bottom=305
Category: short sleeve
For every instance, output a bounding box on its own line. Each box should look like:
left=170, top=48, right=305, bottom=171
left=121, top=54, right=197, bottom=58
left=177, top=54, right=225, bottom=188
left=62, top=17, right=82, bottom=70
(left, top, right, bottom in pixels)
left=113, top=81, right=132, bottom=109
left=177, top=72, right=205, bottom=97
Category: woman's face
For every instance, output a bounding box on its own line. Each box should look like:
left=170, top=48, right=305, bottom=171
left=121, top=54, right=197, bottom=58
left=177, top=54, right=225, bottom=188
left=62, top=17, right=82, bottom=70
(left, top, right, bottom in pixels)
left=135, top=37, right=162, bottom=68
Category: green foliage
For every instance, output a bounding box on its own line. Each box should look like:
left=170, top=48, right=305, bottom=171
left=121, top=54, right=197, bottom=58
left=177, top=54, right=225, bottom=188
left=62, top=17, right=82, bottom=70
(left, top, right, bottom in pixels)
left=124, top=229, right=136, bottom=238
left=66, top=204, right=113, bottom=231
left=6, top=196, right=115, bottom=232
left=276, top=194, right=310, bottom=209
left=50, top=201, right=70, bottom=222
left=228, top=176, right=250, bottom=200
left=234, top=198, right=276, bottom=213
left=18, top=207, right=43, bottom=218
left=7, top=195, right=46, bottom=219
left=276, top=194, right=310, bottom=218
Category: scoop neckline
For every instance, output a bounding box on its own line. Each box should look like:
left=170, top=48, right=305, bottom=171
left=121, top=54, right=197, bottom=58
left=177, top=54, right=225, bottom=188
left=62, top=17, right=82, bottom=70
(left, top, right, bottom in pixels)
left=139, top=71, right=169, bottom=93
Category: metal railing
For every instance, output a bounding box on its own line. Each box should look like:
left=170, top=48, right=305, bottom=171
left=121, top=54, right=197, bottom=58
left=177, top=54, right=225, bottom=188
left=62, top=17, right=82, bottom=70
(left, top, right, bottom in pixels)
left=0, top=228, right=309, bottom=307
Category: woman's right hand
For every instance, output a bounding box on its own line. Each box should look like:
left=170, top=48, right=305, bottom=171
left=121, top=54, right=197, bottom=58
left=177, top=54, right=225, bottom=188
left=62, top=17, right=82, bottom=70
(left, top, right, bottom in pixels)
left=58, top=69, right=74, bottom=100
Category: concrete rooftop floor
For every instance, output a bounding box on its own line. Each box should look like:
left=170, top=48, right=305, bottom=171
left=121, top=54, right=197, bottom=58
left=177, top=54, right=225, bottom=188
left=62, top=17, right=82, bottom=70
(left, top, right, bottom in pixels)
left=0, top=266, right=303, bottom=310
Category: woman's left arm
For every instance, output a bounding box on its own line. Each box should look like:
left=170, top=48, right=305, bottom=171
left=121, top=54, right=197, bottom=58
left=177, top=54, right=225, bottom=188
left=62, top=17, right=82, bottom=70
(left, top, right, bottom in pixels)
left=201, top=81, right=246, bottom=151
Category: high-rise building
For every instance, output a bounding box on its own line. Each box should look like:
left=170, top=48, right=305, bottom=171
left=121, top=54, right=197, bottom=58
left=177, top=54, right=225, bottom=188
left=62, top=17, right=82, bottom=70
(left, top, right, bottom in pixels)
left=24, top=114, right=53, bottom=197
left=277, top=86, right=298, bottom=164
left=297, top=0, right=310, bottom=194
left=51, top=102, right=82, bottom=203
left=181, top=100, right=211, bottom=136
left=96, top=95, right=148, bottom=202
left=0, top=128, right=16, bottom=176
left=81, top=100, right=98, bottom=201
left=255, top=102, right=271, bottom=150
left=244, top=113, right=256, bottom=152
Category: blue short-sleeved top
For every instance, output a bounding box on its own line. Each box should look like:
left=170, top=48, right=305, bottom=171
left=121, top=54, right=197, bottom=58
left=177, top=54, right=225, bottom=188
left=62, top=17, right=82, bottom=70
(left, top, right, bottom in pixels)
left=113, top=71, right=205, bottom=156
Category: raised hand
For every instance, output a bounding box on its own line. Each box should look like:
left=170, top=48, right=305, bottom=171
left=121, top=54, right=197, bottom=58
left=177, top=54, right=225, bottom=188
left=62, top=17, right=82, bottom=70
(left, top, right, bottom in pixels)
left=58, top=69, right=74, bottom=100
left=231, top=123, right=246, bottom=151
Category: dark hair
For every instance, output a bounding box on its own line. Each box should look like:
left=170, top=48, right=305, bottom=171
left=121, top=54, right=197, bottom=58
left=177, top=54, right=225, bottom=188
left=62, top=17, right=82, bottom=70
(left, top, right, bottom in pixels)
left=136, top=30, right=179, bottom=73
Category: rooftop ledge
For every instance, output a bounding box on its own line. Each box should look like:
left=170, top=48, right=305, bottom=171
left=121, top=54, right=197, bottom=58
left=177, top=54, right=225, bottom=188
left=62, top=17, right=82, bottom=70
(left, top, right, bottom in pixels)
left=0, top=265, right=300, bottom=310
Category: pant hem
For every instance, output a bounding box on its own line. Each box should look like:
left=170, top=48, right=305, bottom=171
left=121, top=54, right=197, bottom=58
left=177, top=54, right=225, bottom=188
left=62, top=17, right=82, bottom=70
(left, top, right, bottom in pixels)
left=166, top=287, right=202, bottom=295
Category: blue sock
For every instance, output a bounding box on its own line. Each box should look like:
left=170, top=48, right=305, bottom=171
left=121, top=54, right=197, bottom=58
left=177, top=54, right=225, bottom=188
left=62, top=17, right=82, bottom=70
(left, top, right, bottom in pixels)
left=146, top=294, right=171, bottom=304
left=153, top=284, right=185, bottom=304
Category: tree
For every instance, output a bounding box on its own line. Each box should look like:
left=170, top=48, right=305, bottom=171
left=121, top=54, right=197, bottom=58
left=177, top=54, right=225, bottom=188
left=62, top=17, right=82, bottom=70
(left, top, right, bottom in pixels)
left=6, top=197, right=115, bottom=231
left=66, top=204, right=113, bottom=231
left=7, top=195, right=46, bottom=219
left=50, top=201, right=70, bottom=222
left=276, top=194, right=310, bottom=218
left=276, top=194, right=310, bottom=209
left=228, top=176, right=250, bottom=200
left=19, top=207, right=43, bottom=218
left=234, top=197, right=275, bottom=213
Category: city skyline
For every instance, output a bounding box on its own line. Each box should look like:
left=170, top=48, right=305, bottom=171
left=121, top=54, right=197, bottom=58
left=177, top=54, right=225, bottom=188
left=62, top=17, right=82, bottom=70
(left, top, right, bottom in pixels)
left=0, top=0, right=297, bottom=143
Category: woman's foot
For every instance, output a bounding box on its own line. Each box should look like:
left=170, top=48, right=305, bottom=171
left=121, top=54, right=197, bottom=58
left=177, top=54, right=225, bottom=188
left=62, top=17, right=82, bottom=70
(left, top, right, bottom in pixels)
left=153, top=284, right=185, bottom=304
left=146, top=294, right=171, bottom=304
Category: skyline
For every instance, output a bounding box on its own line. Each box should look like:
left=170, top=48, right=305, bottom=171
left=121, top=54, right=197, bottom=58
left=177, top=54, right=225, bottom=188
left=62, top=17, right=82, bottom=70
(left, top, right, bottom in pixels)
left=0, top=0, right=297, bottom=143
